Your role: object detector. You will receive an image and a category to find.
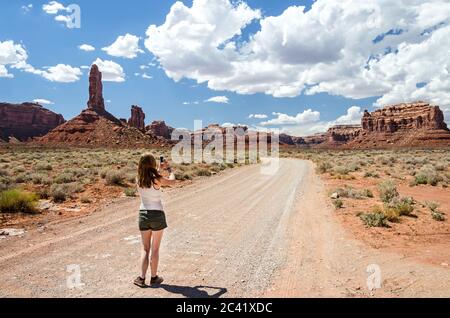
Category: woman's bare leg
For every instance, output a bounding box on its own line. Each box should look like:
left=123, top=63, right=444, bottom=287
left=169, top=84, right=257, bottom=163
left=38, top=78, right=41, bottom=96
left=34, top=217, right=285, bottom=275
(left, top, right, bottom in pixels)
left=150, top=230, right=164, bottom=277
left=140, top=230, right=152, bottom=279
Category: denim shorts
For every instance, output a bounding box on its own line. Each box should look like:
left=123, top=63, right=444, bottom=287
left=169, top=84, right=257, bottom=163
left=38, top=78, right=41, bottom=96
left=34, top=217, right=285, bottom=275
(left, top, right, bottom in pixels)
left=138, top=210, right=168, bottom=231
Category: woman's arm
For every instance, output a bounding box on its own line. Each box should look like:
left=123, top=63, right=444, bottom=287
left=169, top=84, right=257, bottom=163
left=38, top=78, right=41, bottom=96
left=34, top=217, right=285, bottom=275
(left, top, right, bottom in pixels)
left=156, top=176, right=176, bottom=187
left=156, top=160, right=176, bottom=187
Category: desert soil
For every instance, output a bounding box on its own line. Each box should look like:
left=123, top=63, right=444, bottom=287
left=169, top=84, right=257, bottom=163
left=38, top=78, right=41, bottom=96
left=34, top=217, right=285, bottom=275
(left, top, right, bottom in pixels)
left=0, top=159, right=449, bottom=297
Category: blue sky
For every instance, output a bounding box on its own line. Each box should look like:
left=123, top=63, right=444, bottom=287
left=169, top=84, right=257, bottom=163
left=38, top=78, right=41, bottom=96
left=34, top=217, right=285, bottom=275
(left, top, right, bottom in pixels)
left=1, top=0, right=449, bottom=136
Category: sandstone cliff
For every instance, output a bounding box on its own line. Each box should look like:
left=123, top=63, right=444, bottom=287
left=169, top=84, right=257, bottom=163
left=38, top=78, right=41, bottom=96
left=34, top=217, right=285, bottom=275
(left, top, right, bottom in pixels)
left=146, top=120, right=174, bottom=139
left=0, top=102, right=65, bottom=142
left=128, top=105, right=146, bottom=131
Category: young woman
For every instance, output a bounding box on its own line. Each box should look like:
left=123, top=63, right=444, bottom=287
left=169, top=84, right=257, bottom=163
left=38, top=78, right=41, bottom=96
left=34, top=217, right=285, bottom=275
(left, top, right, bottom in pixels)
left=134, top=153, right=175, bottom=287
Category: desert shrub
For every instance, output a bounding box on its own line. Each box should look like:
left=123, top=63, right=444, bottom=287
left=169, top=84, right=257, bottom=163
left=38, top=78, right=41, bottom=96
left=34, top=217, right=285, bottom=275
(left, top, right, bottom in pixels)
left=80, top=196, right=92, bottom=204
left=361, top=189, right=374, bottom=198
left=100, top=168, right=109, bottom=179
left=64, top=168, right=86, bottom=178
left=50, top=184, right=75, bottom=203
left=387, top=197, right=415, bottom=217
left=359, top=210, right=389, bottom=228
left=334, top=186, right=372, bottom=199
left=333, top=199, right=343, bottom=209
left=364, top=171, right=379, bottom=178
left=0, top=189, right=38, bottom=213
left=175, top=172, right=193, bottom=180
left=125, top=173, right=136, bottom=184
left=412, top=165, right=441, bottom=186
left=124, top=188, right=137, bottom=197
left=424, top=201, right=446, bottom=222
left=37, top=187, right=50, bottom=200
left=0, top=177, right=12, bottom=191
left=195, top=168, right=212, bottom=177
left=14, top=167, right=26, bottom=173
left=431, top=211, right=446, bottom=221
left=333, top=166, right=350, bottom=175
left=316, top=161, right=332, bottom=174
left=378, top=180, right=399, bottom=203
left=35, top=163, right=52, bottom=171
left=31, top=173, right=45, bottom=185
left=15, top=173, right=31, bottom=184
left=105, top=170, right=125, bottom=186
left=425, top=201, right=440, bottom=212
left=54, top=173, right=75, bottom=184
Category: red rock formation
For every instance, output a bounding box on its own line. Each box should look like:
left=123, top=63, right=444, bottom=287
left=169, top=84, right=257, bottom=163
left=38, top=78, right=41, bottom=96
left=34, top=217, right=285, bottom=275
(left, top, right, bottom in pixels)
left=327, top=125, right=361, bottom=144
left=38, top=65, right=166, bottom=147
left=146, top=120, right=174, bottom=139
left=128, top=105, right=145, bottom=131
left=302, top=133, right=328, bottom=146
left=346, top=102, right=450, bottom=148
left=0, top=102, right=65, bottom=142
left=39, top=108, right=160, bottom=147
left=87, top=64, right=105, bottom=111
left=361, top=102, right=447, bottom=133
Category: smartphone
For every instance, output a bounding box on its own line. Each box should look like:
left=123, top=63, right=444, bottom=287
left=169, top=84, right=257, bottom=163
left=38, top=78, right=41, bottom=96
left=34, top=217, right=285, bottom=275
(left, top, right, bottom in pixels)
left=160, top=156, right=164, bottom=163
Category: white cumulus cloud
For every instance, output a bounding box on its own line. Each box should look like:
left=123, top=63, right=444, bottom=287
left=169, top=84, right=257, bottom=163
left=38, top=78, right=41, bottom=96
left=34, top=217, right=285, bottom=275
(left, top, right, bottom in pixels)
left=205, top=96, right=229, bottom=104
left=78, top=44, right=95, bottom=52
left=92, top=58, right=125, bottom=82
left=42, top=1, right=66, bottom=14
left=334, top=106, right=364, bottom=125
left=248, top=114, right=268, bottom=119
left=144, top=0, right=450, bottom=110
left=260, top=109, right=320, bottom=126
left=41, top=64, right=82, bottom=82
left=1, top=40, right=82, bottom=82
left=0, top=65, right=13, bottom=78
left=102, top=33, right=143, bottom=59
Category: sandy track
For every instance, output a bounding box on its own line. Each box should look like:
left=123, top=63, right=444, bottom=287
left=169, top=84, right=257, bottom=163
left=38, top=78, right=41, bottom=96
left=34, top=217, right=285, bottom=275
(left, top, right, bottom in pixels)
left=0, top=159, right=449, bottom=297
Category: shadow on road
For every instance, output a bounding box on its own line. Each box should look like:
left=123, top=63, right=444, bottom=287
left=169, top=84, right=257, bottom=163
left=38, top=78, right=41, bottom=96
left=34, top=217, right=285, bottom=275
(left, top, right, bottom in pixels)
left=155, top=284, right=227, bottom=298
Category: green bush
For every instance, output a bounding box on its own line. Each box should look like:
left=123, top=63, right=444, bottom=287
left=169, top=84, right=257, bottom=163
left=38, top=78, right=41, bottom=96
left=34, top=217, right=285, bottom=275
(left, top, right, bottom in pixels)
left=35, top=163, right=53, bottom=171
left=333, top=199, right=343, bottom=209
left=54, top=173, right=75, bottom=184
left=359, top=211, right=389, bottom=228
left=316, top=161, right=332, bottom=174
left=124, top=187, right=137, bottom=197
left=333, top=186, right=373, bottom=199
left=364, top=171, right=379, bottom=178
left=50, top=184, right=74, bottom=203
left=105, top=170, right=124, bottom=186
left=431, top=211, right=446, bottom=221
left=175, top=172, right=193, bottom=180
left=0, top=189, right=38, bottom=213
left=378, top=180, right=399, bottom=203
left=412, top=165, right=441, bottom=186
left=195, top=168, right=212, bottom=177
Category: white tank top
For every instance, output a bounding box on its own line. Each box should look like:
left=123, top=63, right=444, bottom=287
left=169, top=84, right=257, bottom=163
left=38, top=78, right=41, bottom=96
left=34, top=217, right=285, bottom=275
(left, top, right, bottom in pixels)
left=138, top=186, right=164, bottom=211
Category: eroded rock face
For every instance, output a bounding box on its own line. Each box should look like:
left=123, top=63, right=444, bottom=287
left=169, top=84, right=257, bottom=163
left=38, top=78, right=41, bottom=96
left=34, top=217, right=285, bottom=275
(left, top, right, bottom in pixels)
left=146, top=120, right=174, bottom=139
left=0, top=102, right=65, bottom=141
left=328, top=125, right=361, bottom=144
left=128, top=105, right=145, bottom=131
left=361, top=102, right=447, bottom=133
left=87, top=64, right=105, bottom=111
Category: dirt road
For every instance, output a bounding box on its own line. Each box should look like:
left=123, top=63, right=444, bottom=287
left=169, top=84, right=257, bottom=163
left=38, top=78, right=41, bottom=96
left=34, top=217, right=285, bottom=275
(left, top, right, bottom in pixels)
left=0, top=159, right=449, bottom=297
